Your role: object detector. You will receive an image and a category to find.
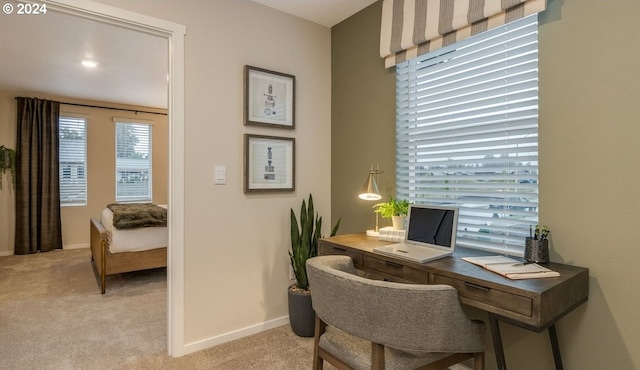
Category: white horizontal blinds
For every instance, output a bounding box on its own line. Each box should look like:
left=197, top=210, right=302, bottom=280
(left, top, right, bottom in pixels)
left=396, top=15, right=539, bottom=255
left=115, top=122, right=152, bottom=202
left=380, top=0, right=547, bottom=68
left=59, top=117, right=87, bottom=206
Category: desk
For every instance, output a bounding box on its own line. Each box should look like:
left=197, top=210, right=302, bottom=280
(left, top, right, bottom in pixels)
left=319, top=233, right=589, bottom=370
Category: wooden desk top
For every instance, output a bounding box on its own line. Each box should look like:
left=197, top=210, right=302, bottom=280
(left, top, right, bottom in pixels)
left=319, top=233, right=589, bottom=332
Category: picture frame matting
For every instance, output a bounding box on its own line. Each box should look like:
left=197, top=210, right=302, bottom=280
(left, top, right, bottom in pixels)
left=244, top=65, right=295, bottom=129
left=244, top=134, right=295, bottom=193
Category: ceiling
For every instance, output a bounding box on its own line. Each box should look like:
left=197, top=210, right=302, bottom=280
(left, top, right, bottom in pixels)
left=0, top=1, right=375, bottom=109
left=0, top=10, right=169, bottom=109
left=251, top=0, right=376, bottom=28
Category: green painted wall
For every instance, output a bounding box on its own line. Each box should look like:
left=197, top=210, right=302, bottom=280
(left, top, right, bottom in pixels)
left=331, top=1, right=396, bottom=234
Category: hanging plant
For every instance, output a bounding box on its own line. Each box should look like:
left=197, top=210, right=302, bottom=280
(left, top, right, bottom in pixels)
left=0, top=145, right=16, bottom=191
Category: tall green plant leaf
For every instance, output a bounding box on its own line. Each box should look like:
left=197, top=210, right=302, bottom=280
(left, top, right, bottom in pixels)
left=288, top=194, right=340, bottom=291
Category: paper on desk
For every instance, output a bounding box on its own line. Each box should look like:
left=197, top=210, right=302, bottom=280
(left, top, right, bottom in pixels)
left=462, top=256, right=560, bottom=280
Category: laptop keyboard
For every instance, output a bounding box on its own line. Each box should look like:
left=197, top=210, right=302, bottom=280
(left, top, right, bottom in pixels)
left=375, top=243, right=450, bottom=263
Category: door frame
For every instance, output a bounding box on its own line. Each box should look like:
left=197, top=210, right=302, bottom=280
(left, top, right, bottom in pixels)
left=45, top=0, right=187, bottom=356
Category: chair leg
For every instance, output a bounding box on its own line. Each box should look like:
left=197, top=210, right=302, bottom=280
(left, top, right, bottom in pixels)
left=313, top=315, right=326, bottom=370
left=371, top=342, right=385, bottom=370
left=474, top=352, right=485, bottom=370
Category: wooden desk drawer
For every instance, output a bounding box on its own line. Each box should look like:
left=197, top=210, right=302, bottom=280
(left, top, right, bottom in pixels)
left=318, top=244, right=364, bottom=267
left=433, top=274, right=533, bottom=317
left=365, top=256, right=429, bottom=284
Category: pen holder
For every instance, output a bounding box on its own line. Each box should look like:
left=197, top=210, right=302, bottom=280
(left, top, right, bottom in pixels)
left=524, top=237, right=549, bottom=263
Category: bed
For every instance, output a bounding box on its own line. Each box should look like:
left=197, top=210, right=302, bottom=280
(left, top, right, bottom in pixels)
left=90, top=203, right=168, bottom=294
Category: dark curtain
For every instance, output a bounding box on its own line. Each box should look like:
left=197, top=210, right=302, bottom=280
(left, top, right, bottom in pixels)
left=14, top=98, right=62, bottom=255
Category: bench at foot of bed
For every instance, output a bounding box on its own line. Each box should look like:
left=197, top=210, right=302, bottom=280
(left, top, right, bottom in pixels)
left=90, top=217, right=167, bottom=294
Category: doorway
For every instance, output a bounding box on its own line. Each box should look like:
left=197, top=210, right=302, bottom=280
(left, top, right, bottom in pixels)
left=44, top=0, right=186, bottom=356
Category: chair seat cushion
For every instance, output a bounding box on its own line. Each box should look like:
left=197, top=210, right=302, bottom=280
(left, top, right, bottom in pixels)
left=320, top=327, right=450, bottom=370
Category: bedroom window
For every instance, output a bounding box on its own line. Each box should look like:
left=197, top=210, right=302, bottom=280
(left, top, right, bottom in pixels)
left=115, top=121, right=152, bottom=202
left=396, top=15, right=539, bottom=255
left=59, top=116, right=87, bottom=206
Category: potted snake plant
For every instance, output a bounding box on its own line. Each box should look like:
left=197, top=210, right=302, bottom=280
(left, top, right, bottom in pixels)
left=288, top=194, right=340, bottom=337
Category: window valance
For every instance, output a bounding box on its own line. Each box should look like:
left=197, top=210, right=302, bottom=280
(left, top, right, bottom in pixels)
left=380, top=0, right=546, bottom=68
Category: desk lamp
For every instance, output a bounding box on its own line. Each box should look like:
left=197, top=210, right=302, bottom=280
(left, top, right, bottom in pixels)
left=359, top=166, right=383, bottom=237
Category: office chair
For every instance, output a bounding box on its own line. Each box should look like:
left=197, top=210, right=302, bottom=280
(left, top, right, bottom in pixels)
left=306, top=255, right=486, bottom=370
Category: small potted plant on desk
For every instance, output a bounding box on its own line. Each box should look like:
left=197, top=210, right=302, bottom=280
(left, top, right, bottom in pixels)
left=373, top=196, right=410, bottom=230
left=288, top=194, right=340, bottom=337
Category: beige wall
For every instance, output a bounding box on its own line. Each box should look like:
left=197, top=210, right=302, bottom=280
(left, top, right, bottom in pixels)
left=95, top=0, right=332, bottom=346
left=332, top=1, right=639, bottom=369
left=0, top=93, right=16, bottom=255
left=0, top=91, right=168, bottom=255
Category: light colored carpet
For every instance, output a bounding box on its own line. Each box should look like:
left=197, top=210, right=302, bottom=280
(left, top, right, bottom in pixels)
left=0, top=248, right=321, bottom=370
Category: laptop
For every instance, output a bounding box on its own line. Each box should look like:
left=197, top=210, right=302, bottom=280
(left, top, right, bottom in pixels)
left=373, top=205, right=459, bottom=263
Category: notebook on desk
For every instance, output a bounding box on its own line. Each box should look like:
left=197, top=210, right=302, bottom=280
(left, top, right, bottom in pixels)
left=373, top=205, right=459, bottom=263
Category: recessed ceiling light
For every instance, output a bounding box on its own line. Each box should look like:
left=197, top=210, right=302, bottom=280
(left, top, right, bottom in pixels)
left=81, top=60, right=98, bottom=68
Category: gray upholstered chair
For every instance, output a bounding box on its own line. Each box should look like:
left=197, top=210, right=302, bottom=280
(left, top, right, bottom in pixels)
left=306, top=255, right=486, bottom=370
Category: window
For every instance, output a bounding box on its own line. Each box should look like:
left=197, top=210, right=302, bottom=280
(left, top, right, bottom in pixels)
left=59, top=116, right=87, bottom=206
left=396, top=15, right=539, bottom=255
left=115, top=122, right=152, bottom=202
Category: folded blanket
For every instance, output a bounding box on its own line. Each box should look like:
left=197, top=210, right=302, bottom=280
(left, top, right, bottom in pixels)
left=107, top=203, right=167, bottom=230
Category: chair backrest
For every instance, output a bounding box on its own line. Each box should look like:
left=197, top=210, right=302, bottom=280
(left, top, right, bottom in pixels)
left=307, top=255, right=485, bottom=353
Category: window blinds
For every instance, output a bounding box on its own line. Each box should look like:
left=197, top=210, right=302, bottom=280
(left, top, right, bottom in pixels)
left=396, top=15, right=539, bottom=255
left=115, top=122, right=152, bottom=202
left=59, top=116, right=87, bottom=206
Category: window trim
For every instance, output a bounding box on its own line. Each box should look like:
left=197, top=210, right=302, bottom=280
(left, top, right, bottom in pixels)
left=59, top=116, right=88, bottom=207
left=114, top=120, right=153, bottom=203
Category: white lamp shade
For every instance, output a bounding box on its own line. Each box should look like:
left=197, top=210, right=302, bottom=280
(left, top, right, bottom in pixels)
left=358, top=173, right=381, bottom=200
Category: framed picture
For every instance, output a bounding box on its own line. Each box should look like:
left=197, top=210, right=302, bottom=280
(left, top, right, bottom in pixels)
left=244, top=65, right=295, bottom=129
left=244, top=134, right=295, bottom=193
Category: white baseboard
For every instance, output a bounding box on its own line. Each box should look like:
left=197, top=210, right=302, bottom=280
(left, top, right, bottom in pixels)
left=63, top=243, right=90, bottom=250
left=181, top=316, right=290, bottom=356
left=0, top=251, right=13, bottom=257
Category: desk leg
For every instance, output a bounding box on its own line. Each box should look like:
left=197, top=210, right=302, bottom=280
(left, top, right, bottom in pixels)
left=489, top=314, right=564, bottom=370
left=489, top=314, right=507, bottom=370
left=548, top=324, right=564, bottom=370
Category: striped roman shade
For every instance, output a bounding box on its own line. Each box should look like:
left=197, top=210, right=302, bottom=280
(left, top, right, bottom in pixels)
left=380, top=0, right=546, bottom=68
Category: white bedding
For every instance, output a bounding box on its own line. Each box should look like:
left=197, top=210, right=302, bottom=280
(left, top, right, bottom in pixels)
left=100, top=206, right=168, bottom=253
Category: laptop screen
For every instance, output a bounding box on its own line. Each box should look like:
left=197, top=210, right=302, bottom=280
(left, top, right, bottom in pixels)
left=406, top=205, right=458, bottom=249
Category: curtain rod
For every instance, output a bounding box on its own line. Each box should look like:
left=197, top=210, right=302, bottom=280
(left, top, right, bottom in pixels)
left=15, top=97, right=167, bottom=116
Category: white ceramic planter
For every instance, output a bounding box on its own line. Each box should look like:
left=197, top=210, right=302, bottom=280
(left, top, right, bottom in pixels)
left=391, top=216, right=406, bottom=230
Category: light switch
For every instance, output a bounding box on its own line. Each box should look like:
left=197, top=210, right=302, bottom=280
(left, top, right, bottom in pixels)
left=214, top=165, right=226, bottom=185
